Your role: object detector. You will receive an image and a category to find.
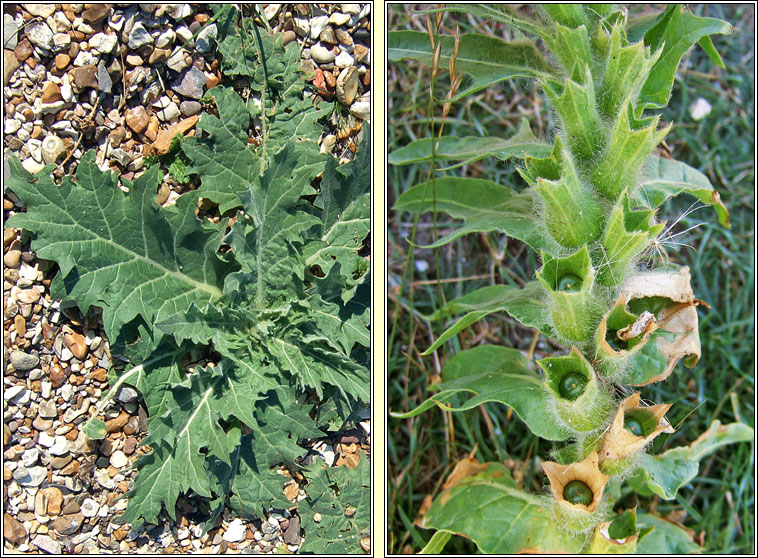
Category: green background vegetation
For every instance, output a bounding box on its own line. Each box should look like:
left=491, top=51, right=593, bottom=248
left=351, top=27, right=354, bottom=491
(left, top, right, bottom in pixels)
left=387, top=4, right=754, bottom=554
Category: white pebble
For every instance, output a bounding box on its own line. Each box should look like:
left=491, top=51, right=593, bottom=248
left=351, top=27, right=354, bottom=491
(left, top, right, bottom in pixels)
left=5, top=118, right=21, bottom=134
left=110, top=450, right=129, bottom=469
left=223, top=519, right=247, bottom=543
left=80, top=498, right=100, bottom=518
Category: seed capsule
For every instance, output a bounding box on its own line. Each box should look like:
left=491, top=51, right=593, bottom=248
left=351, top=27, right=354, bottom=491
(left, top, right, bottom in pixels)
left=556, top=274, right=582, bottom=292
left=623, top=416, right=644, bottom=437
left=563, top=480, right=593, bottom=506
left=558, top=372, right=587, bottom=401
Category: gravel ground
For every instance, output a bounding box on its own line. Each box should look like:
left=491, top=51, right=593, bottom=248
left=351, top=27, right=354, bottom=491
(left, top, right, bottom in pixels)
left=3, top=3, right=371, bottom=554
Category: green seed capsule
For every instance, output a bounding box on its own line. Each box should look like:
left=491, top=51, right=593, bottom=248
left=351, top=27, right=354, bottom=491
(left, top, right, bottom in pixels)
left=563, top=480, right=593, bottom=506
left=556, top=274, right=582, bottom=292
left=624, top=417, right=644, bottom=437
left=558, top=372, right=587, bottom=401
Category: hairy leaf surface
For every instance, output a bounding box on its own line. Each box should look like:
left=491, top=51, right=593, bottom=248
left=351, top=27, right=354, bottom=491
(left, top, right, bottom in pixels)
left=393, top=346, right=571, bottom=441
left=420, top=462, right=586, bottom=553
left=393, top=177, right=556, bottom=253
left=5, top=154, right=228, bottom=348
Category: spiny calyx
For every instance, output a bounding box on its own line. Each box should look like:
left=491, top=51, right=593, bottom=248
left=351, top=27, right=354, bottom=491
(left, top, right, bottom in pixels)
left=544, top=450, right=609, bottom=514
left=539, top=347, right=611, bottom=433
left=599, top=392, right=674, bottom=472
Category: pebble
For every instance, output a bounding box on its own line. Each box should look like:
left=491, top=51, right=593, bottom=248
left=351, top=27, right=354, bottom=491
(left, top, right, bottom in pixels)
left=117, top=387, right=139, bottom=403
left=24, top=4, right=57, bottom=18
left=14, top=465, right=47, bottom=487
left=33, top=416, right=54, bottom=431
left=94, top=468, right=114, bottom=489
left=71, top=64, right=99, bottom=90
left=52, top=512, right=84, bottom=535
left=40, top=81, right=62, bottom=104
left=80, top=498, right=100, bottom=518
left=10, top=350, right=40, bottom=371
left=335, top=50, right=354, bottom=68
left=157, top=102, right=181, bottom=121
left=5, top=118, right=21, bottom=135
left=4, top=248, right=21, bottom=267
left=148, top=48, right=170, bottom=64
left=97, top=62, right=112, bottom=93
left=281, top=30, right=297, bottom=46
left=350, top=100, right=371, bottom=121
left=4, top=513, right=27, bottom=546
left=125, top=105, right=149, bottom=133
left=48, top=437, right=70, bottom=456
left=110, top=450, right=129, bottom=469
left=25, top=22, right=54, bottom=50
left=4, top=14, right=19, bottom=50
left=223, top=519, right=247, bottom=543
left=152, top=115, right=199, bottom=154
left=122, top=436, right=138, bottom=455
left=172, top=66, right=206, bottom=99
left=320, top=26, right=337, bottom=45
left=309, top=16, right=330, bottom=40
left=128, top=22, right=154, bottom=49
left=283, top=515, right=301, bottom=544
left=195, top=23, right=217, bottom=52
left=311, top=43, right=335, bottom=64
left=38, top=399, right=58, bottom=419
left=336, top=66, right=359, bottom=105
left=353, top=44, right=369, bottom=64
left=51, top=455, right=73, bottom=469
left=21, top=448, right=39, bottom=467
left=36, top=487, right=63, bottom=516
left=41, top=135, right=66, bottom=164
left=32, top=535, right=62, bottom=554
left=180, top=100, right=202, bottom=117
left=89, top=32, right=119, bottom=54
left=155, top=28, right=175, bottom=49
left=38, top=432, right=55, bottom=448
left=166, top=48, right=189, bottom=72
left=330, top=12, right=352, bottom=26
left=14, top=38, right=32, bottom=62
left=336, top=28, right=353, bottom=46
left=110, top=148, right=132, bottom=167
left=63, top=330, right=88, bottom=360
left=4, top=50, right=19, bottom=84
left=61, top=501, right=80, bottom=515
left=53, top=32, right=71, bottom=49
left=81, top=4, right=110, bottom=24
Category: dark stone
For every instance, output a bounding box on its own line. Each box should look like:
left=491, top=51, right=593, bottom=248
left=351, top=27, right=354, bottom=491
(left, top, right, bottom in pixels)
left=282, top=515, right=300, bottom=545
left=171, top=66, right=205, bottom=99
left=96, top=62, right=112, bottom=93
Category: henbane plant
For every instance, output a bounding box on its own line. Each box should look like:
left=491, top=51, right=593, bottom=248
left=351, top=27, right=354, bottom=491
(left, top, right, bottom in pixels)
left=5, top=6, right=369, bottom=553
left=389, top=4, right=752, bottom=553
